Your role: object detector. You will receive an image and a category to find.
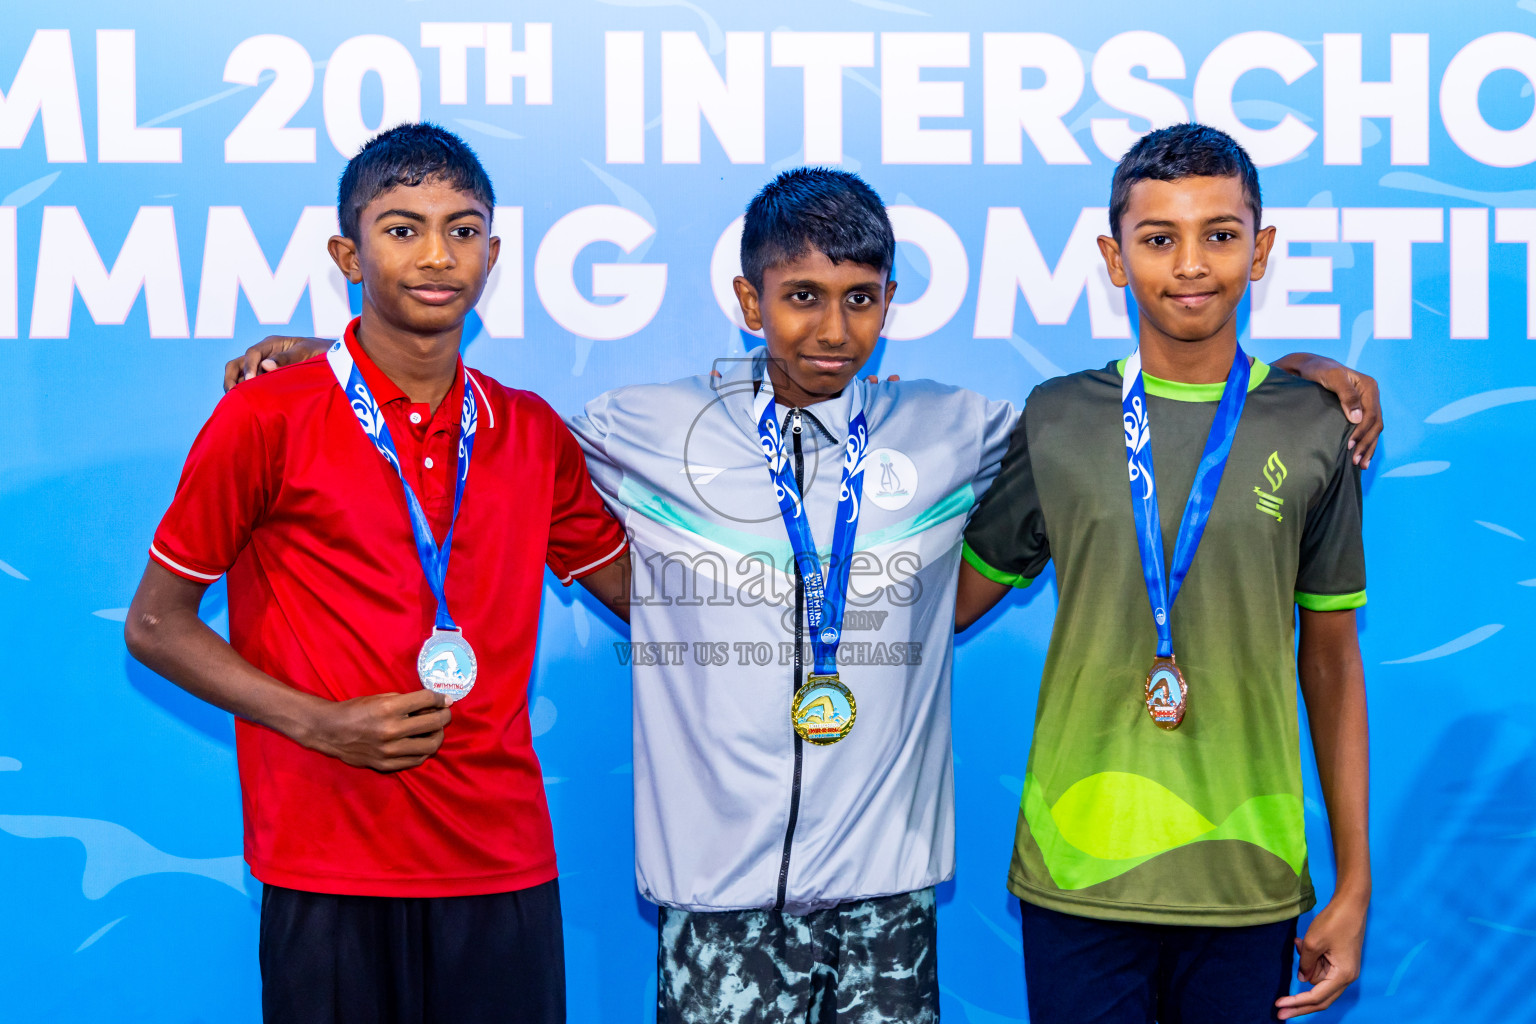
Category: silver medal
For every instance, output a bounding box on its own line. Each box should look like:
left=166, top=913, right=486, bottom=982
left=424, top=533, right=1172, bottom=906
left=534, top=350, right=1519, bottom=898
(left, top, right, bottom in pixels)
left=417, top=628, right=478, bottom=703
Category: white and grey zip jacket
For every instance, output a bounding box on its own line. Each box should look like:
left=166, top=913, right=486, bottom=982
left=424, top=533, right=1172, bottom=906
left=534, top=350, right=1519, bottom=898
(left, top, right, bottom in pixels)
left=568, top=353, right=1015, bottom=914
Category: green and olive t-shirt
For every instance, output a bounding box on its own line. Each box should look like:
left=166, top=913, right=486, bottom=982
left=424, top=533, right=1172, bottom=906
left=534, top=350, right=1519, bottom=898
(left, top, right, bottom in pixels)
left=963, top=358, right=1365, bottom=926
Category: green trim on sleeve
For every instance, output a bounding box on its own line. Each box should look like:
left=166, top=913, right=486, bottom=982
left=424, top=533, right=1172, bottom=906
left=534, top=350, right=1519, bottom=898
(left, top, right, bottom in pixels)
left=963, top=541, right=1034, bottom=589
left=1115, top=358, right=1272, bottom=402
left=1295, top=590, right=1367, bottom=611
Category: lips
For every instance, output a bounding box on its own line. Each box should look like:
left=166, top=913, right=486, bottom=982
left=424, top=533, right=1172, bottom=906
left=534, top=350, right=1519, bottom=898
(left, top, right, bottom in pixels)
left=1168, top=292, right=1217, bottom=309
left=407, top=283, right=464, bottom=306
left=801, top=354, right=853, bottom=373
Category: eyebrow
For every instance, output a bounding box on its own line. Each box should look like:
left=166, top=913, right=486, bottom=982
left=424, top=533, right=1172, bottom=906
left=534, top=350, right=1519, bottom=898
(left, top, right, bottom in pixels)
left=1133, top=215, right=1247, bottom=231
left=373, top=208, right=487, bottom=225
left=778, top=277, right=882, bottom=290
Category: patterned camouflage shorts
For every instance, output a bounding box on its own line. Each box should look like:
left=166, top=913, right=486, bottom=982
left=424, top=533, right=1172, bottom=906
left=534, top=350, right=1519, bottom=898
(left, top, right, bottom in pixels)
left=656, top=887, right=938, bottom=1024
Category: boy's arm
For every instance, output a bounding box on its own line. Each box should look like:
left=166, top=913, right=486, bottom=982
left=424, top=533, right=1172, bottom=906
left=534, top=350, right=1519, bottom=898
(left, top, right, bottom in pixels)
left=222, top=345, right=1382, bottom=469
left=577, top=558, right=630, bottom=624
left=224, top=346, right=1383, bottom=469
left=1276, top=607, right=1370, bottom=1020
left=956, top=395, right=1050, bottom=632
left=956, top=562, right=1011, bottom=632
left=125, top=562, right=450, bottom=772
left=544, top=400, right=632, bottom=622
left=957, top=396, right=1023, bottom=631
left=562, top=393, right=640, bottom=629
left=1271, top=354, right=1383, bottom=468
left=224, top=335, right=329, bottom=391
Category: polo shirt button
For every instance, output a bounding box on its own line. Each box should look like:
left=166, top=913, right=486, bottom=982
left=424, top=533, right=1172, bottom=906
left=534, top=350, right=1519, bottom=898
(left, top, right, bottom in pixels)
left=410, top=412, right=422, bottom=424
left=424, top=457, right=435, bottom=469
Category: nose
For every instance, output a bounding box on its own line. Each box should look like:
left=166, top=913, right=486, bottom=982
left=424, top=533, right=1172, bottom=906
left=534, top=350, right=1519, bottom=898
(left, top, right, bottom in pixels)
left=419, top=229, right=455, bottom=271
left=818, top=304, right=848, bottom=348
left=1173, top=236, right=1207, bottom=279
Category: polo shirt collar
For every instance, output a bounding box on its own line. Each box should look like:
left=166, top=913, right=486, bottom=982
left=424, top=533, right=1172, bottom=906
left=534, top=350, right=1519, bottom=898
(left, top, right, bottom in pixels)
left=342, top=316, right=466, bottom=417
left=726, top=349, right=864, bottom=445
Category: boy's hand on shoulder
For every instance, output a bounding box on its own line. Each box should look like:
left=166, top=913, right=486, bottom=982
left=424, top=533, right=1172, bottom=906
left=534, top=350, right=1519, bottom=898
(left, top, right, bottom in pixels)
left=1273, top=353, right=1383, bottom=469
left=864, top=374, right=900, bottom=383
left=1275, top=894, right=1368, bottom=1019
left=223, top=336, right=330, bottom=392
left=297, top=689, right=452, bottom=773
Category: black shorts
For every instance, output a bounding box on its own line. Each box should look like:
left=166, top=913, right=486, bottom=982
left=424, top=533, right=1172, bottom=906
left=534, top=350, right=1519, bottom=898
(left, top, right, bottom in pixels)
left=1020, top=899, right=1297, bottom=1024
left=259, top=879, right=565, bottom=1024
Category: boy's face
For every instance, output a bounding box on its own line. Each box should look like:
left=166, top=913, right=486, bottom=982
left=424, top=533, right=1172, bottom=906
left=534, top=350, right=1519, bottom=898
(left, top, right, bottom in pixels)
left=328, top=178, right=499, bottom=337
left=1097, top=174, right=1275, bottom=348
left=733, top=251, right=897, bottom=406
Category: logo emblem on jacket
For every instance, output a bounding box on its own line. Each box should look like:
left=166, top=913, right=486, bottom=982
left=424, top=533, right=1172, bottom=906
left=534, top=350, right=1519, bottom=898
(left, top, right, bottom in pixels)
left=866, top=448, right=917, bottom=511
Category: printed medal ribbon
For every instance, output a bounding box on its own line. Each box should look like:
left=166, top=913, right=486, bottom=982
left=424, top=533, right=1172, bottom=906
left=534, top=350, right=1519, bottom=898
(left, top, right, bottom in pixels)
left=1121, top=345, right=1250, bottom=660
left=753, top=379, right=869, bottom=677
left=326, top=339, right=477, bottom=635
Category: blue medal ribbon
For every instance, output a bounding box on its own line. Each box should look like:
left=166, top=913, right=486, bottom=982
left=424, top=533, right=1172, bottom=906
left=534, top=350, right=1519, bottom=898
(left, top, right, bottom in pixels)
left=1122, top=345, right=1250, bottom=658
left=327, top=340, right=477, bottom=634
left=754, top=381, right=869, bottom=677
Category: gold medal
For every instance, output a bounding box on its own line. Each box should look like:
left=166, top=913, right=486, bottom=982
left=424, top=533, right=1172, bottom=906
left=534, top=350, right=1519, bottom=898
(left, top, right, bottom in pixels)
left=791, top=674, right=857, bottom=745
left=1144, top=656, right=1187, bottom=730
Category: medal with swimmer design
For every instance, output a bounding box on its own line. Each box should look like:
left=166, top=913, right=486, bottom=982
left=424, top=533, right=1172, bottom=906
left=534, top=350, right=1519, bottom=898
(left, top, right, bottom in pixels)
left=418, top=627, right=478, bottom=702
left=1144, top=655, right=1187, bottom=730
left=792, top=673, right=857, bottom=745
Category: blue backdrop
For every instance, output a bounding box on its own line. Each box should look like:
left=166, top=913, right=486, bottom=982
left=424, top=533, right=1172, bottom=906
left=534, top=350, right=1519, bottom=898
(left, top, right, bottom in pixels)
left=3, top=1, right=1534, bottom=1020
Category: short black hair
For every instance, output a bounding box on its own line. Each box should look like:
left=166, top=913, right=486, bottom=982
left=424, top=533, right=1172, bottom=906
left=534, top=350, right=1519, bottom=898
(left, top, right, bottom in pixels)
left=337, top=123, right=495, bottom=241
left=740, top=168, right=895, bottom=290
left=1109, top=123, right=1261, bottom=240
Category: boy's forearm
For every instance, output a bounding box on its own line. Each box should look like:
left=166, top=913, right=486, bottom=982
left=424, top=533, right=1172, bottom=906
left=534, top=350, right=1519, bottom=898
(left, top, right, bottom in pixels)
left=1297, top=608, right=1372, bottom=903
left=125, top=564, right=326, bottom=744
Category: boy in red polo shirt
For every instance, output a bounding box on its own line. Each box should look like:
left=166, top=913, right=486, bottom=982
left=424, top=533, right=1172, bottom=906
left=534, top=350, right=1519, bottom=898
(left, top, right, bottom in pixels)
left=125, top=124, right=629, bottom=1024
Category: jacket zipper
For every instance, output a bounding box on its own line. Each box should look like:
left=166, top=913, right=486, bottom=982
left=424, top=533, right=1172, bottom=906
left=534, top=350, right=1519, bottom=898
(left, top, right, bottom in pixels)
left=775, top=407, right=806, bottom=911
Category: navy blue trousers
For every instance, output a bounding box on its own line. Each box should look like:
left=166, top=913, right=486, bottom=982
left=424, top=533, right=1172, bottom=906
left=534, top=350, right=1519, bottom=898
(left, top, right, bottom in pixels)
left=1020, top=900, right=1297, bottom=1024
left=260, top=880, right=565, bottom=1024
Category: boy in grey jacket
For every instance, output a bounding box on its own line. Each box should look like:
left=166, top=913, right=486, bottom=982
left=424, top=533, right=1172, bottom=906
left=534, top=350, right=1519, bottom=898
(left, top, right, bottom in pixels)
left=225, top=167, right=1381, bottom=1023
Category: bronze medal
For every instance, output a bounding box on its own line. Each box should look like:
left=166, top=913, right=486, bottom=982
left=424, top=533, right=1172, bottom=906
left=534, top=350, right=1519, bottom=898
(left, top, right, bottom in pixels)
left=1144, top=656, right=1187, bottom=730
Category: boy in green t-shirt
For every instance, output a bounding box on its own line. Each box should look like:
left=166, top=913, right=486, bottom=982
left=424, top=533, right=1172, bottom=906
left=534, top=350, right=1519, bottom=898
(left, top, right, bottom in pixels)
left=957, top=123, right=1369, bottom=1023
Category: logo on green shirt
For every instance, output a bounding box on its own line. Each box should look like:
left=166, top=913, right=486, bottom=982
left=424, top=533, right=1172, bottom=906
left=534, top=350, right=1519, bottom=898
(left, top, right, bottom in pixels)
left=1254, top=451, right=1288, bottom=522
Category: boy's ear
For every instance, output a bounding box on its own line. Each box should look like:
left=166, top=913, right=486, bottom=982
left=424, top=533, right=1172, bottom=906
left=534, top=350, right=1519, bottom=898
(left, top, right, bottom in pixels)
left=486, top=234, right=501, bottom=275
left=328, top=235, right=363, bottom=285
left=733, top=276, right=764, bottom=331
left=1249, top=224, right=1278, bottom=283
left=1097, top=235, right=1128, bottom=289
left=877, top=277, right=899, bottom=333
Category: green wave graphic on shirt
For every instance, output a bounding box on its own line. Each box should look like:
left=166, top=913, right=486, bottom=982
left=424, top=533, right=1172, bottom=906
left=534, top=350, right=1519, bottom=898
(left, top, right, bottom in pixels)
left=1023, top=772, right=1306, bottom=890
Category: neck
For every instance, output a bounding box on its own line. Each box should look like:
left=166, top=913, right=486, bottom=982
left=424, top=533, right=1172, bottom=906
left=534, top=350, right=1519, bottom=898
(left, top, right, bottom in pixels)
left=1136, top=318, right=1239, bottom=384
left=764, top=358, right=841, bottom=408
left=355, top=306, right=462, bottom=409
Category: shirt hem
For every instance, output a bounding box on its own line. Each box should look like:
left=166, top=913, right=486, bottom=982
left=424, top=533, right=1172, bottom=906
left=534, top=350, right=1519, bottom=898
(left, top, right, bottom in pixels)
left=1008, top=874, right=1316, bottom=927
left=252, top=860, right=558, bottom=898
left=1295, top=589, right=1367, bottom=612
left=149, top=543, right=224, bottom=583
left=962, top=540, right=1033, bottom=589
left=642, top=876, right=954, bottom=915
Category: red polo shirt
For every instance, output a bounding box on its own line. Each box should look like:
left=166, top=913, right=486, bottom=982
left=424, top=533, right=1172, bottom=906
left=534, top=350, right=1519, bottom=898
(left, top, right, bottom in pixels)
left=150, top=319, right=628, bottom=897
